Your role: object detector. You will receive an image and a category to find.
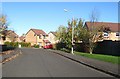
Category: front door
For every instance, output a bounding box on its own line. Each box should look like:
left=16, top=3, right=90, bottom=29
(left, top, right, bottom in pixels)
left=38, top=42, right=42, bottom=48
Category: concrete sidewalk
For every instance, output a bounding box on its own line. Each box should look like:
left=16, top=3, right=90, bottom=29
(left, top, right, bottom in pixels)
left=49, top=49, right=120, bottom=78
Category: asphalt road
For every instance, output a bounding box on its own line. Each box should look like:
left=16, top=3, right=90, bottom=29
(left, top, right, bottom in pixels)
left=2, top=48, right=113, bottom=77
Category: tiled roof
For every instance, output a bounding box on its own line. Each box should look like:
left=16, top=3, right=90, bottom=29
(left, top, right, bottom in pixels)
left=31, top=29, right=47, bottom=35
left=85, top=22, right=120, bottom=32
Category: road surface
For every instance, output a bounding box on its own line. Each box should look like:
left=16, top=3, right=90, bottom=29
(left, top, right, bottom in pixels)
left=2, top=48, right=113, bottom=77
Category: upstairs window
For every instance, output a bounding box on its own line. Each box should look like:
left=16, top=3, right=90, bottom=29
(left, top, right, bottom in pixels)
left=43, top=35, right=46, bottom=39
left=39, top=35, right=41, bottom=39
left=104, top=32, right=109, bottom=37
left=116, top=32, right=120, bottom=36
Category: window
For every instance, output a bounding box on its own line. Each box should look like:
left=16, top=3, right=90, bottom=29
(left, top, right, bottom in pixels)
left=116, top=32, right=120, bottom=36
left=104, top=32, right=109, bottom=37
left=43, top=35, right=46, bottom=39
left=39, top=35, right=41, bottom=39
left=2, top=36, right=6, bottom=40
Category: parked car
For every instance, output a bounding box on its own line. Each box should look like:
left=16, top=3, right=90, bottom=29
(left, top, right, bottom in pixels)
left=43, top=44, right=53, bottom=49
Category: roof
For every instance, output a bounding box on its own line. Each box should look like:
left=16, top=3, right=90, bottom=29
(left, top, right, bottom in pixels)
left=49, top=31, right=57, bottom=36
left=3, top=30, right=18, bottom=37
left=19, top=36, right=25, bottom=41
left=31, top=29, right=47, bottom=35
left=85, top=22, right=120, bottom=32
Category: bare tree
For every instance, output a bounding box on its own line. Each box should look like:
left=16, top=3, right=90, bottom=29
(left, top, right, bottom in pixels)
left=89, top=8, right=100, bottom=22
left=74, top=9, right=104, bottom=54
left=85, top=8, right=104, bottom=54
left=0, top=15, right=8, bottom=44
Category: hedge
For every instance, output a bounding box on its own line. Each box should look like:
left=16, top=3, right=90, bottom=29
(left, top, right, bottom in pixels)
left=4, top=41, right=31, bottom=47
left=33, top=44, right=39, bottom=48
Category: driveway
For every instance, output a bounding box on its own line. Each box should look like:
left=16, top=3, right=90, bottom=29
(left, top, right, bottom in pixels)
left=2, top=48, right=113, bottom=77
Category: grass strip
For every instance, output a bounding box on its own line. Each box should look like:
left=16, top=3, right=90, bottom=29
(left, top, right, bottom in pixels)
left=74, top=51, right=120, bottom=64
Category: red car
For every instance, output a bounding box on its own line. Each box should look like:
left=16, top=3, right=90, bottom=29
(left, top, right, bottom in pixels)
left=43, top=44, right=53, bottom=49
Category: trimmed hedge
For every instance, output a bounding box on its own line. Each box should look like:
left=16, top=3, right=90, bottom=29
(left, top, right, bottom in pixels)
left=4, top=41, right=31, bottom=47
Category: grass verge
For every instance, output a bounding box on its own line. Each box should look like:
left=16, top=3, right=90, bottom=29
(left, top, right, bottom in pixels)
left=74, top=51, right=120, bottom=64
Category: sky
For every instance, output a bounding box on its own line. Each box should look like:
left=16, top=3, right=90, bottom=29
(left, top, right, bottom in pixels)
left=1, top=2, right=118, bottom=36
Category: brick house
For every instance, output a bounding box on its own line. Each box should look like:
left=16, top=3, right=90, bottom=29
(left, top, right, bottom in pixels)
left=0, top=30, right=21, bottom=44
left=25, top=28, right=50, bottom=47
left=85, top=22, right=120, bottom=41
left=19, top=36, right=25, bottom=42
left=47, top=31, right=59, bottom=44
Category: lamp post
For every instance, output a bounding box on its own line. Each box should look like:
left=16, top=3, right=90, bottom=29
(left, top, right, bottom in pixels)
left=64, top=9, right=74, bottom=55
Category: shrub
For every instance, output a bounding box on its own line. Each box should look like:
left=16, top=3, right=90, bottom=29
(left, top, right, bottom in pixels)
left=4, top=41, right=10, bottom=46
left=4, top=41, right=18, bottom=47
left=55, top=42, right=66, bottom=50
left=33, top=44, right=39, bottom=48
left=19, top=42, right=31, bottom=47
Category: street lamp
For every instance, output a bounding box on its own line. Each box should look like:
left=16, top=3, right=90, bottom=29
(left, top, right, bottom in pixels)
left=64, top=9, right=74, bottom=55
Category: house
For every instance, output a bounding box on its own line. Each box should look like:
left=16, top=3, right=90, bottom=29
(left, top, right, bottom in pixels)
left=1, top=30, right=21, bottom=43
left=47, top=31, right=59, bottom=44
left=85, top=22, right=120, bottom=41
left=19, top=36, right=25, bottom=42
left=25, top=28, right=50, bottom=47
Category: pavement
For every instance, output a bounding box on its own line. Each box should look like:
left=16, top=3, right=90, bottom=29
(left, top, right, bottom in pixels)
left=2, top=48, right=114, bottom=77
left=1, top=49, right=22, bottom=64
left=49, top=49, right=120, bottom=78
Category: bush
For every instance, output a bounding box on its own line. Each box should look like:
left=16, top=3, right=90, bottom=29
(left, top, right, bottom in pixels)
left=55, top=42, right=66, bottom=50
left=4, top=41, right=18, bottom=47
left=19, top=42, right=31, bottom=47
left=33, top=44, right=39, bottom=48
left=4, top=41, right=10, bottom=46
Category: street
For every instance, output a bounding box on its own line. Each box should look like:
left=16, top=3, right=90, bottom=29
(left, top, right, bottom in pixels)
left=2, top=48, right=113, bottom=77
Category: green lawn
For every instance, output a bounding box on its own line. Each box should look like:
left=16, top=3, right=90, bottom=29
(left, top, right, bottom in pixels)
left=74, top=52, right=120, bottom=64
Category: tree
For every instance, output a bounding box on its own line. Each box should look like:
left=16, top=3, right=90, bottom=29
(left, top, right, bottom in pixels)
left=87, top=9, right=101, bottom=54
left=77, top=9, right=104, bottom=54
left=56, top=25, right=67, bottom=49
left=22, top=33, right=26, bottom=37
left=0, top=15, right=8, bottom=34
left=0, top=15, right=8, bottom=44
left=85, top=23, right=104, bottom=54
left=56, top=19, right=81, bottom=49
left=89, top=8, right=100, bottom=22
left=56, top=25, right=67, bottom=43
